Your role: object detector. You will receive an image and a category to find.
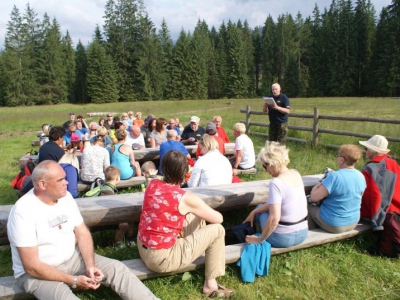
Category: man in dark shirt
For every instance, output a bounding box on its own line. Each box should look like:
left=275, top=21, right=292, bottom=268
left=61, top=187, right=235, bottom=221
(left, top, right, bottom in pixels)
left=38, top=126, right=66, bottom=163
left=62, top=112, right=75, bottom=129
left=262, top=83, right=290, bottom=144
left=180, top=116, right=205, bottom=145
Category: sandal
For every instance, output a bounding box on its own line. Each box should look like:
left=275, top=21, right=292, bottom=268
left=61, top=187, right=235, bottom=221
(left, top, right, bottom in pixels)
left=204, top=284, right=234, bottom=298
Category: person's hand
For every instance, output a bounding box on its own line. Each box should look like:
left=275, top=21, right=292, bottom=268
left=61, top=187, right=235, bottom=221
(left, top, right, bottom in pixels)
left=76, top=275, right=101, bottom=290
left=243, top=211, right=255, bottom=227
left=232, top=168, right=238, bottom=176
left=245, top=235, right=260, bottom=244
left=188, top=137, right=196, bottom=142
left=263, top=103, right=268, bottom=112
left=86, top=266, right=104, bottom=284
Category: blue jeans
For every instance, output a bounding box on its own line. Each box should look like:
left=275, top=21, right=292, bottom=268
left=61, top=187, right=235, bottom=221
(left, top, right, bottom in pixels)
left=256, top=208, right=308, bottom=248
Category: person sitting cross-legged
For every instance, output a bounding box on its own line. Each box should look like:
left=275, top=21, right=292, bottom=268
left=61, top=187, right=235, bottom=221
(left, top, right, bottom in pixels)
left=137, top=150, right=234, bottom=298
left=7, top=160, right=159, bottom=300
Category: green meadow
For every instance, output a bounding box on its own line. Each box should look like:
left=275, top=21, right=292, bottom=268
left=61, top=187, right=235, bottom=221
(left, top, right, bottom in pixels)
left=0, top=98, right=399, bottom=299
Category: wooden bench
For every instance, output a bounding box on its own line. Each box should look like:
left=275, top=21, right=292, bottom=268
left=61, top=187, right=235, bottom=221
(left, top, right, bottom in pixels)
left=0, top=221, right=372, bottom=299
left=0, top=175, right=323, bottom=245
left=77, top=176, right=146, bottom=192
left=18, top=143, right=236, bottom=167
left=235, top=167, right=258, bottom=175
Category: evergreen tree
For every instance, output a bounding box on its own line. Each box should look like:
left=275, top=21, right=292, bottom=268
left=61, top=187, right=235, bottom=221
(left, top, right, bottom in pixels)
left=225, top=21, right=248, bottom=98
left=158, top=19, right=174, bottom=99
left=86, top=40, right=119, bottom=103
left=74, top=40, right=87, bottom=103
left=61, top=31, right=75, bottom=102
left=241, top=20, right=256, bottom=97
left=387, top=0, right=400, bottom=96
left=252, top=27, right=262, bottom=96
left=261, top=16, right=277, bottom=95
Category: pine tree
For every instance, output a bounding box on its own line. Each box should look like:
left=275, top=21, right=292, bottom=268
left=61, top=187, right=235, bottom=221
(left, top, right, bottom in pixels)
left=158, top=19, right=174, bottom=99
left=86, top=40, right=119, bottom=103
left=74, top=40, right=87, bottom=103
left=62, top=31, right=75, bottom=102
left=261, top=16, right=277, bottom=95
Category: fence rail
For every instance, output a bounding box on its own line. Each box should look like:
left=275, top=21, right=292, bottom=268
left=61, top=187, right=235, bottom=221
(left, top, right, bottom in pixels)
left=240, top=106, right=400, bottom=149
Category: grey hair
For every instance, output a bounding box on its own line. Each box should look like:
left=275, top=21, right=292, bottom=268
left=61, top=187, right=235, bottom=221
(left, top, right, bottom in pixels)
left=257, top=141, right=290, bottom=168
left=32, top=160, right=59, bottom=187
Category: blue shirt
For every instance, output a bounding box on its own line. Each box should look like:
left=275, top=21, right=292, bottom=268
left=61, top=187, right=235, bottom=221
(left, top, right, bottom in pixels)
left=62, top=130, right=82, bottom=145
left=166, top=125, right=181, bottom=135
left=320, top=169, right=366, bottom=227
left=159, top=140, right=189, bottom=174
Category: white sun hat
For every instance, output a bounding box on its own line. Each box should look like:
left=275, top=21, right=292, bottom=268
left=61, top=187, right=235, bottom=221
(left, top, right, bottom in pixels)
left=359, top=135, right=390, bottom=154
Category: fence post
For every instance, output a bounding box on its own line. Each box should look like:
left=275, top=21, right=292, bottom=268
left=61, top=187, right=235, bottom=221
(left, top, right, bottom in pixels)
left=245, top=105, right=251, bottom=134
left=312, top=107, right=319, bottom=146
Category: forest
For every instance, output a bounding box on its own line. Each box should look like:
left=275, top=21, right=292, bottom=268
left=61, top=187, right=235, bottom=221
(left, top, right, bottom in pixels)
left=0, top=0, right=399, bottom=106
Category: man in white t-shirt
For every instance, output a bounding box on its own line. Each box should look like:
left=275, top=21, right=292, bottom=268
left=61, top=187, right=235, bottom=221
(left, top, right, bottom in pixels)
left=230, top=122, right=255, bottom=173
left=7, top=160, right=158, bottom=300
left=125, top=125, right=145, bottom=149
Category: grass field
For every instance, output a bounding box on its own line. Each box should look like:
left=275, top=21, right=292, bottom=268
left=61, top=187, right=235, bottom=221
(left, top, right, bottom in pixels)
left=0, top=98, right=399, bottom=299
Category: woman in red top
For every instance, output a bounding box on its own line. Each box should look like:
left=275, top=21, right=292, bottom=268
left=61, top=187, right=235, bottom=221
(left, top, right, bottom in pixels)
left=137, top=150, right=233, bottom=298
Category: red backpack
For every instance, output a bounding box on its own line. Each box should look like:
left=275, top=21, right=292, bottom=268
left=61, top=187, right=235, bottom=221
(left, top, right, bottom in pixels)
left=11, top=158, right=36, bottom=191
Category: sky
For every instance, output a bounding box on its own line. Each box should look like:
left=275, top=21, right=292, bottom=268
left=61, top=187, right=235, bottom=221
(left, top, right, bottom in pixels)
left=0, top=0, right=393, bottom=49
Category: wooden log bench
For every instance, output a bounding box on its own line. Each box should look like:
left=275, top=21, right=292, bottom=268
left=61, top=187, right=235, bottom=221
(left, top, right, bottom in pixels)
left=18, top=143, right=236, bottom=167
left=235, top=167, right=258, bottom=175
left=77, top=176, right=146, bottom=192
left=0, top=221, right=372, bottom=299
left=0, top=175, right=323, bottom=246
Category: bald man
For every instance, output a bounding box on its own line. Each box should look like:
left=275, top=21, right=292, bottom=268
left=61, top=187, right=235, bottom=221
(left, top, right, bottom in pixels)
left=7, top=160, right=158, bottom=300
left=262, top=83, right=290, bottom=144
left=125, top=125, right=145, bottom=149
left=159, top=130, right=191, bottom=174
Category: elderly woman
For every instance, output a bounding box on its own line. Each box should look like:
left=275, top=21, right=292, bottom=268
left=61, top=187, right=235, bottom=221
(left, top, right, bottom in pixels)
left=80, top=136, right=110, bottom=183
left=111, top=129, right=141, bottom=179
left=309, top=144, right=366, bottom=233
left=138, top=150, right=233, bottom=297
left=244, top=141, right=308, bottom=247
left=149, top=118, right=168, bottom=148
left=188, top=134, right=232, bottom=187
left=90, top=126, right=112, bottom=148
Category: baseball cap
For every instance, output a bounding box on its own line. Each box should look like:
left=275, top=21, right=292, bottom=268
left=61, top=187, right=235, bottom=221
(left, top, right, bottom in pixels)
left=71, top=133, right=81, bottom=142
left=190, top=116, right=200, bottom=123
left=205, top=122, right=217, bottom=135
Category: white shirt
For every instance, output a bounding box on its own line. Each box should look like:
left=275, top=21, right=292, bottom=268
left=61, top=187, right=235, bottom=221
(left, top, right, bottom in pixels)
left=125, top=133, right=145, bottom=148
left=7, top=190, right=83, bottom=278
left=235, top=134, right=255, bottom=169
left=188, top=150, right=232, bottom=187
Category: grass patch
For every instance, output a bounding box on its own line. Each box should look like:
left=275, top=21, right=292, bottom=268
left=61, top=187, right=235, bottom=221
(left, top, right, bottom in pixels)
left=0, top=98, right=399, bottom=299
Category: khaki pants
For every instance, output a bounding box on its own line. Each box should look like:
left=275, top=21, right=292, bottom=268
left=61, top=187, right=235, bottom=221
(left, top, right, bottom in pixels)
left=308, top=205, right=358, bottom=233
left=138, top=213, right=225, bottom=280
left=269, top=122, right=288, bottom=144
left=16, top=248, right=159, bottom=300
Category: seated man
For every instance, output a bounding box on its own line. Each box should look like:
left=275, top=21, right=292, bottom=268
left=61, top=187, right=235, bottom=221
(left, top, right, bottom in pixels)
left=166, top=118, right=181, bottom=136
left=140, top=120, right=152, bottom=148
left=38, top=126, right=66, bottom=163
left=62, top=121, right=82, bottom=148
left=7, top=160, right=158, bottom=300
left=180, top=116, right=205, bottom=145
left=159, top=129, right=191, bottom=174
left=230, top=122, right=255, bottom=174
left=62, top=112, right=75, bottom=129
left=359, top=135, right=400, bottom=230
left=213, top=116, right=230, bottom=143
left=125, top=125, right=145, bottom=149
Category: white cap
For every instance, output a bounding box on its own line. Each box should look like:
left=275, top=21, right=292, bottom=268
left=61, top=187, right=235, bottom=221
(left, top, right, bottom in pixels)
left=190, top=116, right=200, bottom=123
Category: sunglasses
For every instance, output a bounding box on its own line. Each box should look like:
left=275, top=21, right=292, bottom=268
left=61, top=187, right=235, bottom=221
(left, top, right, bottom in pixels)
left=337, top=153, right=343, bottom=157
left=262, top=162, right=270, bottom=170
left=364, top=147, right=369, bottom=152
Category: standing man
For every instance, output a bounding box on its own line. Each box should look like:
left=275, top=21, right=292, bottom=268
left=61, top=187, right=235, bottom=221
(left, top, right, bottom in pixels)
left=63, top=112, right=76, bottom=130
left=263, top=83, right=290, bottom=144
left=181, top=116, right=205, bottom=145
left=7, top=160, right=158, bottom=300
left=213, top=116, right=230, bottom=143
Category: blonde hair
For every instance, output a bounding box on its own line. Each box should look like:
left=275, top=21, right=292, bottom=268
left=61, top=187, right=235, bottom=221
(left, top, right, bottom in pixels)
left=338, top=144, right=362, bottom=166
left=233, top=122, right=246, bottom=134
left=59, top=152, right=80, bottom=170
left=105, top=166, right=120, bottom=181
left=257, top=141, right=290, bottom=168
left=199, top=134, right=218, bottom=151
left=97, top=126, right=107, bottom=136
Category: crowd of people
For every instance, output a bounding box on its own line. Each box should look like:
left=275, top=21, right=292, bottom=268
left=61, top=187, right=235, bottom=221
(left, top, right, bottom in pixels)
left=8, top=82, right=400, bottom=298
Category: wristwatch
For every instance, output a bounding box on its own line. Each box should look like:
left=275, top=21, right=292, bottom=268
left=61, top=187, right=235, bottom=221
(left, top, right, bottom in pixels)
left=72, top=275, right=78, bottom=288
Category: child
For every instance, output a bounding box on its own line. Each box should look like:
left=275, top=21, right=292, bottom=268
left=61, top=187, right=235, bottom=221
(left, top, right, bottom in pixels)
left=103, top=166, right=136, bottom=249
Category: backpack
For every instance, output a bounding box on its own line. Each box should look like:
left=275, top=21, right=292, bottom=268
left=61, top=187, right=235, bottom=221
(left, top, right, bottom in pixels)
left=377, top=212, right=400, bottom=258
left=11, top=158, right=36, bottom=192
left=83, top=178, right=118, bottom=197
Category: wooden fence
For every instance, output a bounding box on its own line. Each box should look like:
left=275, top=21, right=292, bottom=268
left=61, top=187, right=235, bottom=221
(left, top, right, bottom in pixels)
left=240, top=105, right=400, bottom=150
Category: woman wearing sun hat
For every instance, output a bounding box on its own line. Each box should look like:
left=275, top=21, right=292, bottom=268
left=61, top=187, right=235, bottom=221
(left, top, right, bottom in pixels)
left=359, top=135, right=400, bottom=230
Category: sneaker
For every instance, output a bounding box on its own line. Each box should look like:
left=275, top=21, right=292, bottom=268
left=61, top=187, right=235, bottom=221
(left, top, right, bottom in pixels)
left=114, top=242, right=125, bottom=250
left=126, top=238, right=136, bottom=248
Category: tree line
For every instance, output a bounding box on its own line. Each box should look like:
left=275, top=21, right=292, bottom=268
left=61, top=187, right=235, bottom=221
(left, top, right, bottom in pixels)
left=0, top=0, right=399, bottom=106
